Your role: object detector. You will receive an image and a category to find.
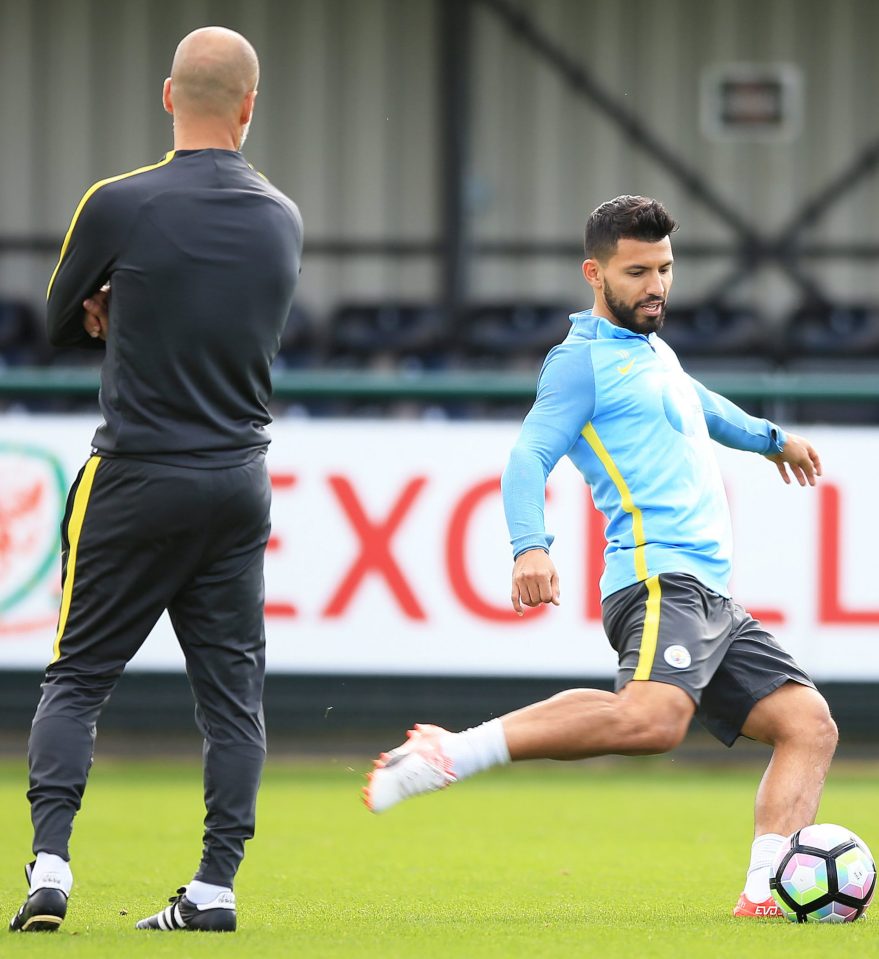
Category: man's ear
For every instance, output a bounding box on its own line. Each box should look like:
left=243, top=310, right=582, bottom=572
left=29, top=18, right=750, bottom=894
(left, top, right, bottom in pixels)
left=241, top=89, right=257, bottom=125
left=162, top=77, right=174, bottom=116
left=582, top=258, right=602, bottom=290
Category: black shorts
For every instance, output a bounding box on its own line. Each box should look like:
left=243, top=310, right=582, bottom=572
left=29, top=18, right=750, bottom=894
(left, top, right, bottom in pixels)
left=601, top=573, right=815, bottom=746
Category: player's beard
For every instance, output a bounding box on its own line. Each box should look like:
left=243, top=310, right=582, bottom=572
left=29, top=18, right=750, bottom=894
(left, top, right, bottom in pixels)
left=604, top=279, right=666, bottom=334
left=238, top=119, right=251, bottom=149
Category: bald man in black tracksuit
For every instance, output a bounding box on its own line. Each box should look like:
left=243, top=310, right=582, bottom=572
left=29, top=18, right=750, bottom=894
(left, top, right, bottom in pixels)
left=10, top=27, right=303, bottom=935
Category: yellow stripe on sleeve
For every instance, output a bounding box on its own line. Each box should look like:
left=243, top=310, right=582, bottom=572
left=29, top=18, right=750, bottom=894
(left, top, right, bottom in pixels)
left=633, top=575, right=662, bottom=680
left=51, top=456, right=101, bottom=664
left=581, top=422, right=649, bottom=581
left=46, top=151, right=176, bottom=300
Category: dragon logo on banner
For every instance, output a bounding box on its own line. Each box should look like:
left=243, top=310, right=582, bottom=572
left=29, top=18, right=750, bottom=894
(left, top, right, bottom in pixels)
left=0, top=444, right=66, bottom=639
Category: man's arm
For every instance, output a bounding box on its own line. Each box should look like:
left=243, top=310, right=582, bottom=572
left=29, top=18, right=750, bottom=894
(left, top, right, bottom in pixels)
left=690, top=376, right=821, bottom=486
left=689, top=375, right=785, bottom=453
left=501, top=344, right=597, bottom=613
left=46, top=183, right=127, bottom=348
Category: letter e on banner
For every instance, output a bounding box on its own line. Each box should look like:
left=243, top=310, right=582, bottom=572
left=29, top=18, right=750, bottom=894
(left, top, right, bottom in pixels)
left=264, top=472, right=298, bottom=618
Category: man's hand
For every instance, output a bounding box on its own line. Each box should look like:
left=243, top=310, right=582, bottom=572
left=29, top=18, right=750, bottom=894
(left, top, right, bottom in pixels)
left=511, top=548, right=560, bottom=616
left=767, top=431, right=822, bottom=487
left=82, top=285, right=110, bottom=341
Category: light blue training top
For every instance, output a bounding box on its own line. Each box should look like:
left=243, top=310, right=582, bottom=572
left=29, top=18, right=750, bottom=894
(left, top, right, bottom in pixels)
left=501, top=310, right=786, bottom=599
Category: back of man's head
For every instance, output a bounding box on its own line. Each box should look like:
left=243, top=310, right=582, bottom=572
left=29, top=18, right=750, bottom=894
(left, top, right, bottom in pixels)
left=584, top=195, right=677, bottom=263
left=170, top=26, right=259, bottom=120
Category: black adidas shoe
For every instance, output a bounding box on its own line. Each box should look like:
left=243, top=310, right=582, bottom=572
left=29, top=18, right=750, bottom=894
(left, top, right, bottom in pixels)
left=135, top=887, right=236, bottom=932
left=9, top=862, right=68, bottom=933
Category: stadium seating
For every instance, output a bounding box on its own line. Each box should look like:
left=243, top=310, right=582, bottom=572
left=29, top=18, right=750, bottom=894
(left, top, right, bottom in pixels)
left=658, top=305, right=771, bottom=360
left=4, top=292, right=878, bottom=422
left=773, top=304, right=879, bottom=422
left=784, top=303, right=879, bottom=357
left=323, top=302, right=448, bottom=370
left=451, top=301, right=573, bottom=369
left=0, top=299, right=43, bottom=366
left=273, top=302, right=321, bottom=369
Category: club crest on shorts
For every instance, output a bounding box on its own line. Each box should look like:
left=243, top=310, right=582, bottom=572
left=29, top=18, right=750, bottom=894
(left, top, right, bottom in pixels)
left=663, top=644, right=691, bottom=669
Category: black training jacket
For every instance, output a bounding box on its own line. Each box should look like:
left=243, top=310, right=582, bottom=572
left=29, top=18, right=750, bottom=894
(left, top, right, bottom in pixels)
left=46, top=148, right=303, bottom=466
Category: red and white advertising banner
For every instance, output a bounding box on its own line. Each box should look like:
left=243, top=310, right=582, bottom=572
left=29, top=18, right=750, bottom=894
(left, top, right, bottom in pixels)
left=1, top=416, right=876, bottom=679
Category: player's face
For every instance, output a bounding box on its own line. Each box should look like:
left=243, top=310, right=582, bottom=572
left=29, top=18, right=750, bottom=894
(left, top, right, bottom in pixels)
left=585, top=236, right=674, bottom=335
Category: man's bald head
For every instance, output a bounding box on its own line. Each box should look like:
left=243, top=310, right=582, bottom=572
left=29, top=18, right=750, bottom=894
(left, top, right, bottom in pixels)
left=169, top=27, right=259, bottom=119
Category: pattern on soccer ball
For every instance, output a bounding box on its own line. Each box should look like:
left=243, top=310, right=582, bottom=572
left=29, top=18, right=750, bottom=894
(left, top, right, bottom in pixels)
left=770, top=823, right=876, bottom=923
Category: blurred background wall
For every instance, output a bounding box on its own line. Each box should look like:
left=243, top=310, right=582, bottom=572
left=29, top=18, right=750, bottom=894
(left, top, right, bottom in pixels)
left=4, top=0, right=879, bottom=324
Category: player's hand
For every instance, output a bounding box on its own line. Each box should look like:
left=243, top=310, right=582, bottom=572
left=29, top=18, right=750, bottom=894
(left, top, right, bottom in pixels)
left=766, top=431, right=822, bottom=487
left=82, top=284, right=110, bottom=341
left=511, top=548, right=560, bottom=616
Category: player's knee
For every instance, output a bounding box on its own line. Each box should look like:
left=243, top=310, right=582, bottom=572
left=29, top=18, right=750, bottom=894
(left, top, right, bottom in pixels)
left=764, top=687, right=838, bottom=755
left=620, top=707, right=688, bottom=754
left=812, top=704, right=838, bottom=759
left=640, top=719, right=688, bottom=754
left=790, top=704, right=837, bottom=762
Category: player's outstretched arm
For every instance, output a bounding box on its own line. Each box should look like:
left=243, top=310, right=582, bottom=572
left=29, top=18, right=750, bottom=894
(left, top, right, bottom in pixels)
left=511, top=548, right=560, bottom=616
left=766, top=431, right=822, bottom=487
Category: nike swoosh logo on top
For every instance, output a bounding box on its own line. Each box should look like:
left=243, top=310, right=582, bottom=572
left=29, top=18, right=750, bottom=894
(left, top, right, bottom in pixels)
left=617, top=359, right=635, bottom=374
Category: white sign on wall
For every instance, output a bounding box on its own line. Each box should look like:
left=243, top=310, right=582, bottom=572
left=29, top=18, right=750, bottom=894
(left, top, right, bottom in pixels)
left=0, top=416, right=876, bottom=680
left=701, top=62, right=803, bottom=142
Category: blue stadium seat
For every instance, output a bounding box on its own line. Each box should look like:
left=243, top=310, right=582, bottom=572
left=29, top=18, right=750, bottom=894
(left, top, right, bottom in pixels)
left=659, top=305, right=768, bottom=358
left=273, top=303, right=320, bottom=369
left=784, top=304, right=879, bottom=357
left=453, top=302, right=573, bottom=368
left=0, top=299, right=42, bottom=366
left=325, top=302, right=447, bottom=370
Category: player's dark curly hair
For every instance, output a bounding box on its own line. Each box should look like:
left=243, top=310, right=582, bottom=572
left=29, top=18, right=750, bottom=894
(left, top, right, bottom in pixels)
left=584, top=195, right=678, bottom=262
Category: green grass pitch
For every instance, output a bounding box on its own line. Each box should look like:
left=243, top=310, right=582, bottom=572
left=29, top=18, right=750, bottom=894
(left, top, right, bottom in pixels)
left=1, top=755, right=876, bottom=958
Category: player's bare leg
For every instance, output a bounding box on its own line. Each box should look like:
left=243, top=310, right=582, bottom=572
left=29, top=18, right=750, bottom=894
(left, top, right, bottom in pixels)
left=742, top=682, right=837, bottom=835
left=364, top=681, right=694, bottom=812
left=733, top=681, right=838, bottom=918
left=502, top=681, right=694, bottom=759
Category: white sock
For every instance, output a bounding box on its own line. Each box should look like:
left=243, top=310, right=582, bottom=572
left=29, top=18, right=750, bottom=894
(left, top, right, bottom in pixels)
left=743, top=833, right=786, bottom=902
left=440, top=718, right=511, bottom=781
left=186, top=879, right=233, bottom=905
left=30, top=852, right=73, bottom=896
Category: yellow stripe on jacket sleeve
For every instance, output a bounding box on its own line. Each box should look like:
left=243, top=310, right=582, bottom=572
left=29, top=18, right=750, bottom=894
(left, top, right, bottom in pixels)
left=633, top=575, right=662, bottom=680
left=46, top=151, right=176, bottom=300
left=581, top=422, right=649, bottom=582
left=51, top=456, right=101, bottom=664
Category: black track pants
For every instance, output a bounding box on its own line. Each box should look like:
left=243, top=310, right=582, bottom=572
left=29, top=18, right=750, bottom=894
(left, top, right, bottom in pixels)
left=27, top=453, right=271, bottom=887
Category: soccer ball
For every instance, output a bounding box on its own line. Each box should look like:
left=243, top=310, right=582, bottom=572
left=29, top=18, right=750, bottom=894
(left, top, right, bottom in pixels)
left=770, top=823, right=876, bottom=922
